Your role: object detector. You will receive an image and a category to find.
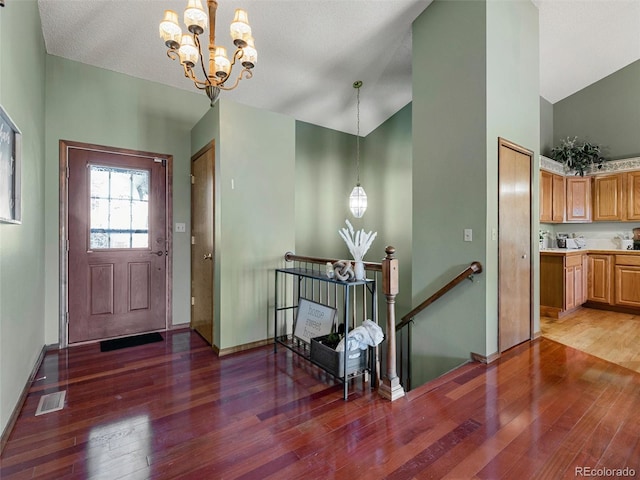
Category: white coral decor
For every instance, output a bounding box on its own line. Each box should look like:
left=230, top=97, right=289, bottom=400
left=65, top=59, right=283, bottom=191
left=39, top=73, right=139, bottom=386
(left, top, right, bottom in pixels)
left=338, top=219, right=377, bottom=262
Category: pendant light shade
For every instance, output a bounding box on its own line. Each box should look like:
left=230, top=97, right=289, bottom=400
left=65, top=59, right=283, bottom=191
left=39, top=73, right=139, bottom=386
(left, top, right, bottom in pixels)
left=349, top=185, right=368, bottom=218
left=349, top=80, right=367, bottom=218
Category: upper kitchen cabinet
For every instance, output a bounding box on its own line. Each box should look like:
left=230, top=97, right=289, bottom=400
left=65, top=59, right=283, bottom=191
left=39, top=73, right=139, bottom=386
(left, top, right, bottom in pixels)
left=626, top=171, right=640, bottom=221
left=540, top=170, right=565, bottom=223
left=592, top=171, right=640, bottom=222
left=565, top=177, right=591, bottom=222
left=592, top=173, right=624, bottom=221
left=540, top=156, right=640, bottom=224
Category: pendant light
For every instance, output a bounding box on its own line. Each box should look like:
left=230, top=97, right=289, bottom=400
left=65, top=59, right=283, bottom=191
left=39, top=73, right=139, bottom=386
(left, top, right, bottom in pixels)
left=349, top=80, right=367, bottom=218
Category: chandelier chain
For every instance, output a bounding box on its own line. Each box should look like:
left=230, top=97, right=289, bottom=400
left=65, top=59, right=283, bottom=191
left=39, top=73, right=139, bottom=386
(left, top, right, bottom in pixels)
left=349, top=80, right=367, bottom=218
left=356, top=83, right=361, bottom=185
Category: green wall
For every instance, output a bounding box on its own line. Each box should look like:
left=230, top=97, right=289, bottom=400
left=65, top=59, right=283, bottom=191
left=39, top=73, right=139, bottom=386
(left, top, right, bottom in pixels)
left=295, top=104, right=413, bottom=315
left=540, top=97, right=554, bottom=157
left=294, top=121, right=355, bottom=258
left=411, top=0, right=539, bottom=385
left=486, top=0, right=540, bottom=353
left=0, top=0, right=46, bottom=434
left=360, top=103, right=413, bottom=316
left=412, top=0, right=488, bottom=385
left=191, top=100, right=295, bottom=350
left=43, top=56, right=209, bottom=343
left=554, top=60, right=640, bottom=160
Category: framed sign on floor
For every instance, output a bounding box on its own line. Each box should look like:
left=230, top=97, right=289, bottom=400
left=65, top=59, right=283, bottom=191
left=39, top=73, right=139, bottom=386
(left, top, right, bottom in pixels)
left=293, top=297, right=336, bottom=344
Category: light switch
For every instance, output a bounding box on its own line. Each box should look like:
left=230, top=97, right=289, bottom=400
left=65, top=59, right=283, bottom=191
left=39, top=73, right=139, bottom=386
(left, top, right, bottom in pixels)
left=175, top=223, right=186, bottom=233
left=464, top=229, right=472, bottom=242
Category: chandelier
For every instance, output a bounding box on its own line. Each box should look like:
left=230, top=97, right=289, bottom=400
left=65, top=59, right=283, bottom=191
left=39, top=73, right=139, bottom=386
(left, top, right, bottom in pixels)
left=159, top=0, right=257, bottom=106
left=349, top=81, right=367, bottom=218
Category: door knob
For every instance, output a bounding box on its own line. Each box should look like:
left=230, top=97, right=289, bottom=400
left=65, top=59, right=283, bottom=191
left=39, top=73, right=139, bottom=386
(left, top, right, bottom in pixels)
left=203, top=253, right=213, bottom=260
left=522, top=254, right=527, bottom=259
left=151, top=250, right=164, bottom=256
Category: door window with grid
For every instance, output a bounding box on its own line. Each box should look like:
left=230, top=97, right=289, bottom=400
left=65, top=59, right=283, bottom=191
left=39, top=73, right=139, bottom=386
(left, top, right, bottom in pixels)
left=89, top=165, right=149, bottom=249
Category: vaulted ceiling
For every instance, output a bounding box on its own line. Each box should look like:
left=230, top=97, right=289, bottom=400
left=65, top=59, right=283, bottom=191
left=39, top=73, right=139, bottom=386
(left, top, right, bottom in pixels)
left=38, top=0, right=640, bottom=136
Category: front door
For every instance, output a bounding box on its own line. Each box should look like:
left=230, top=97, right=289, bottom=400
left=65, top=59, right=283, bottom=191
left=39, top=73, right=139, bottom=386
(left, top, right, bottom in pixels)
left=498, top=138, right=532, bottom=351
left=190, top=143, right=215, bottom=345
left=66, top=144, right=168, bottom=343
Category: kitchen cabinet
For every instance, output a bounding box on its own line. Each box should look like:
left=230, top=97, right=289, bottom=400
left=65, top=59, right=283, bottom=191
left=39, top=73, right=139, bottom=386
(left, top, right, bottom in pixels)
left=564, top=254, right=587, bottom=310
left=614, top=255, right=640, bottom=308
left=540, top=170, right=565, bottom=223
left=626, top=171, right=640, bottom=221
left=587, top=254, right=613, bottom=304
left=546, top=250, right=640, bottom=315
left=591, top=171, right=640, bottom=222
left=592, top=174, right=624, bottom=221
left=565, top=177, right=591, bottom=222
left=540, top=252, right=586, bottom=317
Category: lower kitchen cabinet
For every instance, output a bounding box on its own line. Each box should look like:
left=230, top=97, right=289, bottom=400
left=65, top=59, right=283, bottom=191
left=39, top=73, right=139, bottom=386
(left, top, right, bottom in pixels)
left=564, top=254, right=587, bottom=311
left=544, top=251, right=640, bottom=316
left=541, top=252, right=586, bottom=318
left=614, top=255, right=640, bottom=307
left=587, top=254, right=613, bottom=304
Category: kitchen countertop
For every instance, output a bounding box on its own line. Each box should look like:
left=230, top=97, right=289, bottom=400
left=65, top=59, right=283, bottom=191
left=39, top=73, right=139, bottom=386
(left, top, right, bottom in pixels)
left=540, top=248, right=640, bottom=255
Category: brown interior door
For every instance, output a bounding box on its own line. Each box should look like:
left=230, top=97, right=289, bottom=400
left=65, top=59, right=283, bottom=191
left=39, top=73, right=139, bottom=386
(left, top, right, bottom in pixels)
left=498, top=139, right=532, bottom=352
left=191, top=144, right=214, bottom=345
left=67, top=147, right=167, bottom=343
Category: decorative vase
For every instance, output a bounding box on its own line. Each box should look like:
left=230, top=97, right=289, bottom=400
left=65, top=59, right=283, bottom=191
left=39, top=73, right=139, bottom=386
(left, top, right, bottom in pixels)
left=354, top=260, right=365, bottom=281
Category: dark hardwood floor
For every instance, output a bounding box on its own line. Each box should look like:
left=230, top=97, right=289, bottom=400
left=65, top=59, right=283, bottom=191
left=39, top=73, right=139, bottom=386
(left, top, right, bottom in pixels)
left=2, top=329, right=640, bottom=479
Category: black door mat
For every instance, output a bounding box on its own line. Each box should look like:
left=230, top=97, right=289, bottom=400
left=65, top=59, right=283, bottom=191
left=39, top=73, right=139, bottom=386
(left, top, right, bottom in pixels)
left=100, top=332, right=163, bottom=352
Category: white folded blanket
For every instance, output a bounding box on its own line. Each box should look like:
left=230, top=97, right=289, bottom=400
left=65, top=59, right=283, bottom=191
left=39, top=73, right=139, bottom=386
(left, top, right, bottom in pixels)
left=335, top=319, right=384, bottom=352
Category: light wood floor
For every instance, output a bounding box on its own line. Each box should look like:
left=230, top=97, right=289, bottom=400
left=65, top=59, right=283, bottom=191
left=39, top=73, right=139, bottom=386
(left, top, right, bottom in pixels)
left=541, top=307, right=640, bottom=374
left=2, top=329, right=640, bottom=478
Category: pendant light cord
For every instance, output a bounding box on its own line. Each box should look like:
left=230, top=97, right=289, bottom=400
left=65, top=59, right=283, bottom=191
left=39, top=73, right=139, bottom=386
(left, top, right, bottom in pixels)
left=354, top=80, right=362, bottom=186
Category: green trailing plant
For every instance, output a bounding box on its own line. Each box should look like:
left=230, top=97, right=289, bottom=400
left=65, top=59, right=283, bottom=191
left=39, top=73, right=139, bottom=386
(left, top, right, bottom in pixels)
left=322, top=332, right=342, bottom=350
left=551, top=136, right=606, bottom=176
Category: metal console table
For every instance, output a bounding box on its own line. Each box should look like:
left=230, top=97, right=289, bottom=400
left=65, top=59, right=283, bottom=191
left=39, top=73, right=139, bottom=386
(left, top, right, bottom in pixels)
left=274, top=266, right=377, bottom=400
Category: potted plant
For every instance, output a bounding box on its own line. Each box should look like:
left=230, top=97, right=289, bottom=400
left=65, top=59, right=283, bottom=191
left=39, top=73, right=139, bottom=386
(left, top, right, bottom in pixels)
left=551, top=136, right=606, bottom=176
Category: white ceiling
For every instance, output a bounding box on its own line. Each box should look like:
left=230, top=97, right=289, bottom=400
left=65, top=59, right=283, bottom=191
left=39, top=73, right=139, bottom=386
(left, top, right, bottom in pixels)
left=38, top=0, right=640, bottom=136
left=534, top=0, right=640, bottom=104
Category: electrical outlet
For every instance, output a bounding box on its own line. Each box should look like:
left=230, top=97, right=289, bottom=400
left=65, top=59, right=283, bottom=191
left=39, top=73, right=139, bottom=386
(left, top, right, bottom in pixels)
left=175, top=223, right=186, bottom=233
left=464, top=229, right=472, bottom=242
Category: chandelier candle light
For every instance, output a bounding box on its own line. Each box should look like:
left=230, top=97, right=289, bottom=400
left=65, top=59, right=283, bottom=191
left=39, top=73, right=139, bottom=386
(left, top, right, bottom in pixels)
left=349, top=81, right=367, bottom=218
left=159, top=0, right=257, bottom=106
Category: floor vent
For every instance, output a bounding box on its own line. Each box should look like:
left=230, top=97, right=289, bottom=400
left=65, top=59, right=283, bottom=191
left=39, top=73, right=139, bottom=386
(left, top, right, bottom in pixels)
left=35, top=390, right=66, bottom=416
